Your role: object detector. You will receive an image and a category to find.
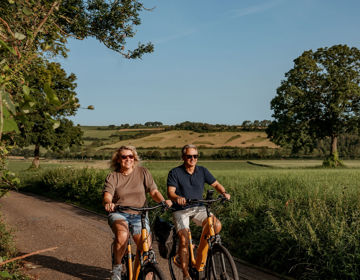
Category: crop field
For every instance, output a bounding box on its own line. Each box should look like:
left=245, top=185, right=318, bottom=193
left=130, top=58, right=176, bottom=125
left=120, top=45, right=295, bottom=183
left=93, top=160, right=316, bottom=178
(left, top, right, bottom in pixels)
left=92, top=130, right=277, bottom=150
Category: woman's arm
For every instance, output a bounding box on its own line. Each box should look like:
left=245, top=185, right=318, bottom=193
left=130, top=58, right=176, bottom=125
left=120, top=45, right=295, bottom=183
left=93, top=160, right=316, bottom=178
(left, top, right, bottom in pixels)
left=103, top=192, right=115, bottom=212
left=149, top=189, right=173, bottom=207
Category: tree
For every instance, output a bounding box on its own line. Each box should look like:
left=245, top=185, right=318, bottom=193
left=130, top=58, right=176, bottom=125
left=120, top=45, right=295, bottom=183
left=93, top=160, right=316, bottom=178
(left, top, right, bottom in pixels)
left=267, top=44, right=360, bottom=166
left=0, top=0, right=153, bottom=191
left=0, top=0, right=154, bottom=139
left=14, top=58, right=82, bottom=168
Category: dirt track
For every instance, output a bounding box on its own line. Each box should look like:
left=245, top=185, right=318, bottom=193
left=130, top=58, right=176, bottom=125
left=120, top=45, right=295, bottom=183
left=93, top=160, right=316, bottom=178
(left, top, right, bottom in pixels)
left=0, top=191, right=283, bottom=280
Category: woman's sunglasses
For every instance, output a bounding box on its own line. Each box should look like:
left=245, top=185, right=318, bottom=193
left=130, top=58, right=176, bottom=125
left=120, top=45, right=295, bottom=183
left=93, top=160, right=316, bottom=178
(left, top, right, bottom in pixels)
left=121, top=155, right=134, bottom=159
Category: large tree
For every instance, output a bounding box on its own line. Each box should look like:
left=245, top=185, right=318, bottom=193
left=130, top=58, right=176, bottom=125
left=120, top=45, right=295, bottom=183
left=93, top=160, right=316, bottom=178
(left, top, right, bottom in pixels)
left=267, top=44, right=360, bottom=166
left=0, top=0, right=153, bottom=190
left=0, top=0, right=154, bottom=138
left=14, top=58, right=82, bottom=168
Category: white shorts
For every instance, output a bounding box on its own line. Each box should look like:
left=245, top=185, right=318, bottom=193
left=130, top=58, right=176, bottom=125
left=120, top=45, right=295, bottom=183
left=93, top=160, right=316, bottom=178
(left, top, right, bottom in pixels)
left=172, top=206, right=212, bottom=232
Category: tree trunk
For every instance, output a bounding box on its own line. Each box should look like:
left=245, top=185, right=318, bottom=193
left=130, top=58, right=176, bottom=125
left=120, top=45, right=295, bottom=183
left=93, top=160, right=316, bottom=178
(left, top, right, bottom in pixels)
left=32, top=144, right=40, bottom=168
left=330, top=135, right=338, bottom=157
left=323, top=135, right=343, bottom=167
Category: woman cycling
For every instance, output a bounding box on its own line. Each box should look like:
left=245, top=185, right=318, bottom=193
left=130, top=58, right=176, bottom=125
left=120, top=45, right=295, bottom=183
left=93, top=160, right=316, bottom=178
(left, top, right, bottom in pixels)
left=103, top=145, right=172, bottom=280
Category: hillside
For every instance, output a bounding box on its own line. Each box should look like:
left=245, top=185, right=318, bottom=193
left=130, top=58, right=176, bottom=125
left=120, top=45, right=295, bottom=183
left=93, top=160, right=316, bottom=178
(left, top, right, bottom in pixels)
left=95, top=129, right=277, bottom=150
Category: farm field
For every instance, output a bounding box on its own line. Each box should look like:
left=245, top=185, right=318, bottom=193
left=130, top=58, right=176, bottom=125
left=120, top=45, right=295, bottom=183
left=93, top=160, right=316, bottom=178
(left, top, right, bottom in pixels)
left=95, top=129, right=278, bottom=150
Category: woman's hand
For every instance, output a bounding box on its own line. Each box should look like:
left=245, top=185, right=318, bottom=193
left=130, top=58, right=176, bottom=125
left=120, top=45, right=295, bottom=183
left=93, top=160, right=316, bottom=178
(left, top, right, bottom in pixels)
left=165, top=199, right=173, bottom=208
left=104, top=202, right=115, bottom=212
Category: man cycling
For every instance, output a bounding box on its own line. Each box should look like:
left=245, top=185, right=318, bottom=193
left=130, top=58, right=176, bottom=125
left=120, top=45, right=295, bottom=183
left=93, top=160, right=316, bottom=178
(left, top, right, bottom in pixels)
left=167, top=144, right=231, bottom=280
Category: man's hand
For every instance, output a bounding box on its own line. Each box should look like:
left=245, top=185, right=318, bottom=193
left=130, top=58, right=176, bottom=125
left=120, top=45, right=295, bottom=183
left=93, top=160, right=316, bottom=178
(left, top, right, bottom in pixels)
left=223, top=192, right=231, bottom=200
left=176, top=196, right=187, bottom=205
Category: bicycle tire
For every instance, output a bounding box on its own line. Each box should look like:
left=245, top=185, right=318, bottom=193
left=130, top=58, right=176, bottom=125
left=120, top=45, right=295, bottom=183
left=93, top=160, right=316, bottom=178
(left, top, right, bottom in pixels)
left=169, top=255, right=184, bottom=280
left=140, top=263, right=166, bottom=280
left=206, top=243, right=239, bottom=280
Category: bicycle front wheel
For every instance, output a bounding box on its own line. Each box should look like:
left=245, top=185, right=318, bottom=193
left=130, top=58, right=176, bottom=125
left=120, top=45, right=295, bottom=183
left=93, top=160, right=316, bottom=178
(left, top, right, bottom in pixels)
left=206, top=243, right=239, bottom=280
left=140, top=263, right=166, bottom=280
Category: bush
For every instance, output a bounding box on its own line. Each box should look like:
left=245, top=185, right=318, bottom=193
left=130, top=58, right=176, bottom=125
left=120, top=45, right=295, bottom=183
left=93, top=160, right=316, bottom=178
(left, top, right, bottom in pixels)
left=0, top=215, right=31, bottom=279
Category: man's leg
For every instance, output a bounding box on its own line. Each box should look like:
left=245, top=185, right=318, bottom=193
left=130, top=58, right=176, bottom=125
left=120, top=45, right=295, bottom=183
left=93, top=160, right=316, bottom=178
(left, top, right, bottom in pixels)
left=201, top=214, right=222, bottom=235
left=177, top=228, right=191, bottom=279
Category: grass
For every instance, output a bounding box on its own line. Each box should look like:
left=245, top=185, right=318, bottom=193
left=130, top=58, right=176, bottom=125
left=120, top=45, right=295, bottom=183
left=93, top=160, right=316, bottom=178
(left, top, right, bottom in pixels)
left=7, top=158, right=360, bottom=279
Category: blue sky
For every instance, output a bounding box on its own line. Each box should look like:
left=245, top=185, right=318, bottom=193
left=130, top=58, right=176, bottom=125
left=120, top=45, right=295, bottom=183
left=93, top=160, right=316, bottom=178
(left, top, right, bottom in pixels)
left=59, top=0, right=360, bottom=126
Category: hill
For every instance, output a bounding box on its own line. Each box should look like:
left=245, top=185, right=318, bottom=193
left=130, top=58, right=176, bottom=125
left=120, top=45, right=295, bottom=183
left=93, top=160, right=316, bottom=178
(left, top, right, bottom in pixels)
left=95, top=129, right=277, bottom=150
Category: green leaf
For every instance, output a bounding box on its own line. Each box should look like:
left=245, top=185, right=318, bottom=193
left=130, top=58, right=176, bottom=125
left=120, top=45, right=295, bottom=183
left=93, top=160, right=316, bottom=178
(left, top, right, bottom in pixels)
left=14, top=32, right=26, bottom=40
left=0, top=271, right=12, bottom=278
left=0, top=39, right=17, bottom=56
left=1, top=89, right=16, bottom=115
left=22, top=7, right=32, bottom=16
left=8, top=0, right=15, bottom=3
left=1, top=106, right=19, bottom=133
left=53, top=120, right=60, bottom=129
left=22, top=85, right=30, bottom=96
left=44, top=83, right=60, bottom=105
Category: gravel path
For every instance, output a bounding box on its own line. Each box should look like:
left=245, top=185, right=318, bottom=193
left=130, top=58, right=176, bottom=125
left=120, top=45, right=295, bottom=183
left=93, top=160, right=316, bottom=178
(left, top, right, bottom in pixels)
left=0, top=191, right=283, bottom=280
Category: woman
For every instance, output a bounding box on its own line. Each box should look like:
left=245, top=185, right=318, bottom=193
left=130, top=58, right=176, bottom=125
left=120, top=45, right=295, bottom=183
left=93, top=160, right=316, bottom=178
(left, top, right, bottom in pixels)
left=103, top=145, right=172, bottom=280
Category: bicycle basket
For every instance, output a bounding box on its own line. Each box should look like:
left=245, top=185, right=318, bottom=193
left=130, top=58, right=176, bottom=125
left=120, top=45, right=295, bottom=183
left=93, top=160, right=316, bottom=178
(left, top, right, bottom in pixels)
left=153, top=216, right=176, bottom=259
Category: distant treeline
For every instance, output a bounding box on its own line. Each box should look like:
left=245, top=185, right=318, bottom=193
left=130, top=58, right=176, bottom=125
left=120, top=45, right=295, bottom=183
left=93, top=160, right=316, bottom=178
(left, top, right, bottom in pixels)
left=166, top=120, right=272, bottom=132
left=92, top=120, right=272, bottom=132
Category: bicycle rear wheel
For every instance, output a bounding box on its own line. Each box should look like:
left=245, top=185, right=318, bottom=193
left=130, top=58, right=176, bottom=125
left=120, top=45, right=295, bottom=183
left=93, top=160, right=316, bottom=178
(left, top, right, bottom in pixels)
left=206, top=243, right=239, bottom=280
left=140, top=263, right=166, bottom=280
left=169, top=254, right=186, bottom=280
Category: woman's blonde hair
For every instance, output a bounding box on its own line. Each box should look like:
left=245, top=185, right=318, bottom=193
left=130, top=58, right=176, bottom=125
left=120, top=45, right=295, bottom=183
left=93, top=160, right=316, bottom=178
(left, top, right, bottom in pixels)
left=110, top=145, right=140, bottom=171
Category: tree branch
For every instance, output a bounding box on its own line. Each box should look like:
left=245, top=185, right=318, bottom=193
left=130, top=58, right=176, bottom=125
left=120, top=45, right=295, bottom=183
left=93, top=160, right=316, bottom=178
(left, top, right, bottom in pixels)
left=26, top=1, right=59, bottom=49
left=0, top=247, right=58, bottom=266
left=0, top=17, right=15, bottom=39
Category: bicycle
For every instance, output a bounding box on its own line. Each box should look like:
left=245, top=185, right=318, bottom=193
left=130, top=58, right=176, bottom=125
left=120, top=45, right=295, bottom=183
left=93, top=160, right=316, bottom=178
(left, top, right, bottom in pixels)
left=111, top=203, right=167, bottom=280
left=167, top=190, right=239, bottom=280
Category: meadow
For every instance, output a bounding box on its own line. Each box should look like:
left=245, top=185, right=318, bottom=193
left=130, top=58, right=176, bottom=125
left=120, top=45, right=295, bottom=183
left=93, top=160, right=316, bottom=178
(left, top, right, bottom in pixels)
left=7, top=158, right=360, bottom=279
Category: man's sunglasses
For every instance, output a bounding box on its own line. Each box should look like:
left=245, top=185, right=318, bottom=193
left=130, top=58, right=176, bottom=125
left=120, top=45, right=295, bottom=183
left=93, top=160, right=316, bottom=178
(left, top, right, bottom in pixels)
left=121, top=155, right=134, bottom=159
left=185, top=154, right=199, bottom=159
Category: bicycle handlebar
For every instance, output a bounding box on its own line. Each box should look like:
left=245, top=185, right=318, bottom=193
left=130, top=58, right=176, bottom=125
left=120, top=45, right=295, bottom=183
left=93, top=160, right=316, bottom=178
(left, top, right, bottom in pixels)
left=187, top=195, right=229, bottom=205
left=115, top=202, right=167, bottom=213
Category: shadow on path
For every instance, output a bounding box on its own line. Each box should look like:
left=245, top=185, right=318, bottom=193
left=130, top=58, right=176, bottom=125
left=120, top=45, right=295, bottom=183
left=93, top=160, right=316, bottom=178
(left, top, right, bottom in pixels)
left=22, top=253, right=110, bottom=280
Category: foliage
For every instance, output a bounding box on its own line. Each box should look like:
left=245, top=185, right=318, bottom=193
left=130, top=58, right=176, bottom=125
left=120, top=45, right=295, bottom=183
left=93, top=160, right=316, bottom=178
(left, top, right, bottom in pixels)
left=267, top=45, right=360, bottom=166
left=20, top=167, right=108, bottom=212
left=0, top=0, right=154, bottom=188
left=0, top=214, right=31, bottom=279
left=13, top=58, right=82, bottom=167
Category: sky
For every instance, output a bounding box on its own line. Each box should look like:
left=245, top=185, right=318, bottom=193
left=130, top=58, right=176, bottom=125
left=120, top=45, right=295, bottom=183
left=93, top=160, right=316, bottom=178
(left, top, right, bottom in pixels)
left=58, top=0, right=360, bottom=126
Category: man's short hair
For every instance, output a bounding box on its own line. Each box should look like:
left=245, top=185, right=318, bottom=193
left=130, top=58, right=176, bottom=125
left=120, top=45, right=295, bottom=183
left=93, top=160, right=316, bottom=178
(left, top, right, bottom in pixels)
left=181, top=144, right=198, bottom=156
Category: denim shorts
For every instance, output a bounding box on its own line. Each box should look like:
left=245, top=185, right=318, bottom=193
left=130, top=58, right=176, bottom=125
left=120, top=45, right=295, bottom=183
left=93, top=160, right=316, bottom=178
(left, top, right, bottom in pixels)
left=108, top=211, right=150, bottom=235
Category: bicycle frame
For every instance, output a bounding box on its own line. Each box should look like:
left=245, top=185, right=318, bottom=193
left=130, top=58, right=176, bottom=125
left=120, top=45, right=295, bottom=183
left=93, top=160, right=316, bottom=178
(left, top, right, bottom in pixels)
left=125, top=211, right=152, bottom=280
left=114, top=204, right=165, bottom=280
left=189, top=196, right=219, bottom=272
left=169, top=192, right=238, bottom=280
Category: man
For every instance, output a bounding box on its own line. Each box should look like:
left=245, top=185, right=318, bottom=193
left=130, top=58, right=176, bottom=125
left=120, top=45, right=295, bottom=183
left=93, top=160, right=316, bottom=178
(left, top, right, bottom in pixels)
left=167, top=144, right=231, bottom=280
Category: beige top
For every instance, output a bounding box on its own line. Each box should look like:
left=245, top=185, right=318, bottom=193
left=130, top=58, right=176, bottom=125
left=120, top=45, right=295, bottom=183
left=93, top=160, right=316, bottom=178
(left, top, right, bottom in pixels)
left=103, top=166, right=158, bottom=214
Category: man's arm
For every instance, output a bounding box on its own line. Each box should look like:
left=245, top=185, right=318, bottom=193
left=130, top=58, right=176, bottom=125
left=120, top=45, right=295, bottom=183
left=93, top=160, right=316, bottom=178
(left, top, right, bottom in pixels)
left=211, top=181, right=231, bottom=200
left=168, top=186, right=186, bottom=205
